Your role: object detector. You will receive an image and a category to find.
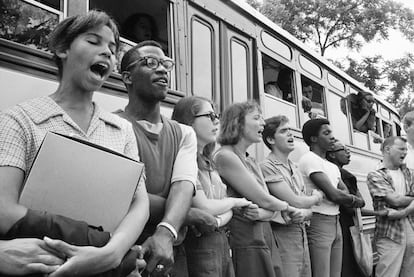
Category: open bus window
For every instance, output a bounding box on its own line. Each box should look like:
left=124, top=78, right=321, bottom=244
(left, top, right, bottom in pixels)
left=0, top=0, right=61, bottom=52
left=382, top=122, right=392, bottom=138
left=301, top=76, right=325, bottom=119
left=89, top=0, right=170, bottom=73
left=347, top=91, right=377, bottom=133
left=262, top=54, right=295, bottom=103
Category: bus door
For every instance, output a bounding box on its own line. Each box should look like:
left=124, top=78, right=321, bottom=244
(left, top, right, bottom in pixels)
left=187, top=5, right=221, bottom=106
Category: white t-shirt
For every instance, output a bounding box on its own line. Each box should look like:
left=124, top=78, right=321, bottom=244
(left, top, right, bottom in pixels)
left=388, top=169, right=406, bottom=196
left=299, top=151, right=340, bottom=215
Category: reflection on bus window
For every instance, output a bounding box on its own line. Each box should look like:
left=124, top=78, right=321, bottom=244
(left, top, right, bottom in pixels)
left=328, top=93, right=350, bottom=144
left=301, top=76, right=325, bottom=119
left=90, top=0, right=170, bottom=72
left=0, top=0, right=60, bottom=51
left=192, top=18, right=213, bottom=100
left=262, top=54, right=295, bottom=103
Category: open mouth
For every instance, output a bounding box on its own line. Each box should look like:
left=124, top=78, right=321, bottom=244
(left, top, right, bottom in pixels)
left=153, top=77, right=168, bottom=85
left=287, top=138, right=294, bottom=143
left=90, top=62, right=109, bottom=79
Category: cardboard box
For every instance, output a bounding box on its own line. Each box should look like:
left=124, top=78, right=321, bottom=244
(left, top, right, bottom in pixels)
left=19, top=132, right=144, bottom=232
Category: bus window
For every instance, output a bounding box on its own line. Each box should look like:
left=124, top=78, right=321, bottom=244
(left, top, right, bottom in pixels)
left=231, top=38, right=248, bottom=103
left=301, top=76, right=325, bottom=120
left=262, top=54, right=295, bottom=103
left=0, top=0, right=61, bottom=52
left=90, top=0, right=171, bottom=72
left=347, top=91, right=377, bottom=133
left=191, top=18, right=214, bottom=100
left=327, top=92, right=350, bottom=144
left=382, top=121, right=392, bottom=138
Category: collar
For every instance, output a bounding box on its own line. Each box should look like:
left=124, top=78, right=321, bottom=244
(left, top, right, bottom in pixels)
left=377, top=162, right=407, bottom=171
left=267, top=152, right=293, bottom=167
left=19, top=96, right=122, bottom=130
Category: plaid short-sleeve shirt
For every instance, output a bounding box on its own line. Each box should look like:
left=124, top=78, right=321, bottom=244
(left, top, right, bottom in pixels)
left=0, top=96, right=139, bottom=177
left=367, top=164, right=414, bottom=243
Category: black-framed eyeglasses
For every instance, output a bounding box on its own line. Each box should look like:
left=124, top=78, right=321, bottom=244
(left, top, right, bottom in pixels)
left=194, top=112, right=220, bottom=122
left=125, top=56, right=175, bottom=72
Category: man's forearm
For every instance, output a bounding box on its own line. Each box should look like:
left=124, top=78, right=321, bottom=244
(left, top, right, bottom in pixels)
left=161, top=181, right=193, bottom=232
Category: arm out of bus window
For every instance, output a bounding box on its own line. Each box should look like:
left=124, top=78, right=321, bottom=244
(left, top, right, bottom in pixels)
left=309, top=172, right=365, bottom=208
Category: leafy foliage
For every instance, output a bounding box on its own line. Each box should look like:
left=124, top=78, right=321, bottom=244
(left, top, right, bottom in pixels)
left=250, top=0, right=414, bottom=56
left=247, top=0, right=414, bottom=115
left=0, top=0, right=59, bottom=51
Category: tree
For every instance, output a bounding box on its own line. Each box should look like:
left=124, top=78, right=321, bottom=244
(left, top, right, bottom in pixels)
left=333, top=54, right=414, bottom=116
left=250, top=0, right=414, bottom=56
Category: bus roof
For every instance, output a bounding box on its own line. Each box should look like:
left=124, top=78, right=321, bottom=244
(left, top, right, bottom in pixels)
left=227, top=0, right=399, bottom=115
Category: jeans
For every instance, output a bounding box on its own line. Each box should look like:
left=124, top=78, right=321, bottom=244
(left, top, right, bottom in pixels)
left=375, top=218, right=414, bottom=277
left=229, top=212, right=283, bottom=277
left=184, top=227, right=235, bottom=277
left=306, top=213, right=342, bottom=277
left=272, top=223, right=311, bottom=277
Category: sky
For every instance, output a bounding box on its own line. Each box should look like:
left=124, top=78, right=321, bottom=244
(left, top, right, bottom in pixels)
left=324, top=0, right=414, bottom=62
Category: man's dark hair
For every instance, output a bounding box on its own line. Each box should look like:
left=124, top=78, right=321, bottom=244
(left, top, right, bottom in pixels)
left=262, top=115, right=289, bottom=150
left=120, top=40, right=163, bottom=73
left=302, top=118, right=330, bottom=146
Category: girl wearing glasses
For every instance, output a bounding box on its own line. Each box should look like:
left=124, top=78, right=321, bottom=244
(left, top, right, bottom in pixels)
left=0, top=11, right=148, bottom=276
left=172, top=96, right=251, bottom=277
left=214, top=101, right=302, bottom=277
left=327, top=141, right=388, bottom=277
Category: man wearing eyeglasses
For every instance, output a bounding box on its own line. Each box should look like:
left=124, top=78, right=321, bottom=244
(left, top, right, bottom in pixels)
left=367, top=136, right=414, bottom=277
left=116, top=40, right=216, bottom=277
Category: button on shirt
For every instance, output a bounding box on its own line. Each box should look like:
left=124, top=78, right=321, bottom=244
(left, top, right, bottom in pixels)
left=0, top=96, right=140, bottom=178
left=367, top=163, right=414, bottom=243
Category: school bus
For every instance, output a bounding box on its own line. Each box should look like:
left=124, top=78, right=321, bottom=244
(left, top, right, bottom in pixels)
left=0, top=0, right=402, bottom=262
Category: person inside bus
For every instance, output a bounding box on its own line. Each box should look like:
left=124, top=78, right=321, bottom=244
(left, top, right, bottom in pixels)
left=367, top=136, right=414, bottom=277
left=350, top=91, right=376, bottom=133
left=260, top=115, right=324, bottom=277
left=172, top=96, right=252, bottom=277
left=118, top=40, right=218, bottom=277
left=298, top=119, right=365, bottom=277
left=326, top=140, right=388, bottom=277
left=0, top=11, right=149, bottom=276
left=301, top=83, right=325, bottom=119
left=214, top=101, right=303, bottom=277
left=123, top=13, right=158, bottom=43
left=264, top=81, right=283, bottom=99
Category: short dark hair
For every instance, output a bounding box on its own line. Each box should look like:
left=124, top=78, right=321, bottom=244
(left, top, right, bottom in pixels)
left=218, top=101, right=261, bottom=146
left=381, top=136, right=407, bottom=152
left=262, top=115, right=289, bottom=150
left=49, top=10, right=120, bottom=80
left=302, top=118, right=330, bottom=146
left=120, top=40, right=163, bottom=73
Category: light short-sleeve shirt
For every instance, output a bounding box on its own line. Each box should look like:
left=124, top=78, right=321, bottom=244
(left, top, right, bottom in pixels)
left=0, top=96, right=140, bottom=177
left=299, top=151, right=340, bottom=215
